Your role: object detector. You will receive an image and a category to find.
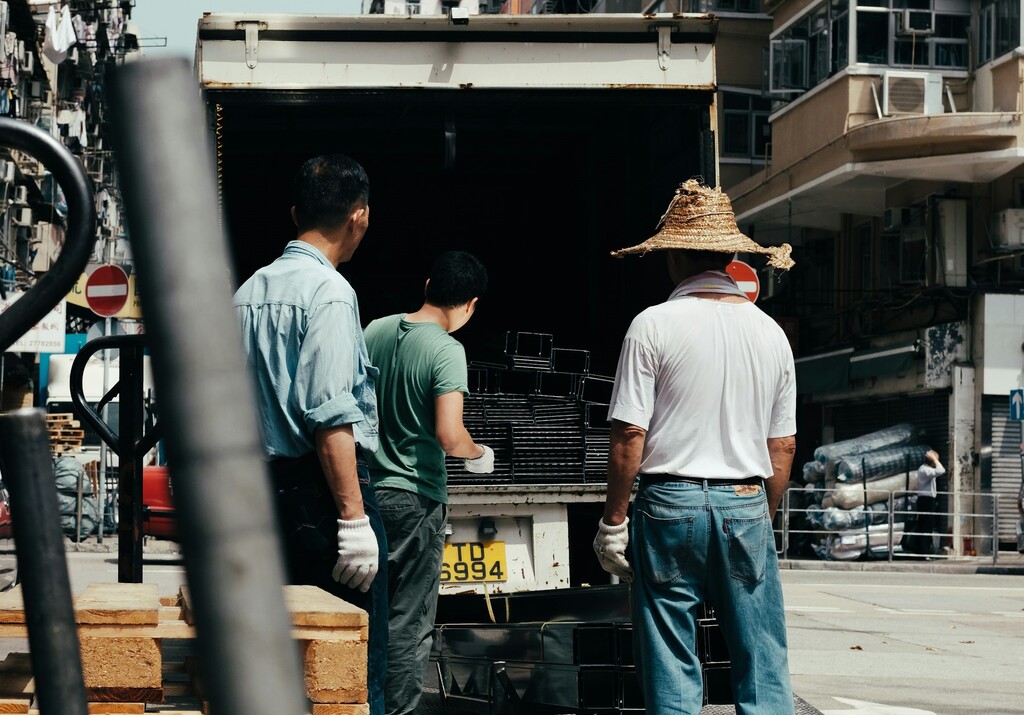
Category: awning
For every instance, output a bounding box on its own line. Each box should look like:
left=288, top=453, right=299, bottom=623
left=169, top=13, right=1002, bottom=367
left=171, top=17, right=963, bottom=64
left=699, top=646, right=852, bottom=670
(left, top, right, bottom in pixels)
left=848, top=342, right=919, bottom=380
left=795, top=348, right=853, bottom=395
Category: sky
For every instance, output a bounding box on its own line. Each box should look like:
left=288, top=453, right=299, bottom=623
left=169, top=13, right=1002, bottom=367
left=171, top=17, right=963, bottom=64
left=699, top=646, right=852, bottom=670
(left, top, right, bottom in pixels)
left=130, top=0, right=364, bottom=60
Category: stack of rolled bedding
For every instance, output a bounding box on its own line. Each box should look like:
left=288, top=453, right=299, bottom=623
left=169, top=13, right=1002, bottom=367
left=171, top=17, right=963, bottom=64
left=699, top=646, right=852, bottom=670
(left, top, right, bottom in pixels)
left=797, top=423, right=929, bottom=560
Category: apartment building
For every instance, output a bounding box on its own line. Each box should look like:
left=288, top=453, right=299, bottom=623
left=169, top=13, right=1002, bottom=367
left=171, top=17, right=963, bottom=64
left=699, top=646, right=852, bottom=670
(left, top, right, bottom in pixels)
left=727, top=0, right=1024, bottom=553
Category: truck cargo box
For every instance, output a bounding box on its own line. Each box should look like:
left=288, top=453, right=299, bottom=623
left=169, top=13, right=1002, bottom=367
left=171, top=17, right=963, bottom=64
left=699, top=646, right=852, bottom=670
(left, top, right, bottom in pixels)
left=197, top=13, right=720, bottom=593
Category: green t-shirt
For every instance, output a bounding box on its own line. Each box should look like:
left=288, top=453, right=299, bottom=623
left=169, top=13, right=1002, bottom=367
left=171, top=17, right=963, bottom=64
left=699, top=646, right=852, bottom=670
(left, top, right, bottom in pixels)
left=363, top=313, right=469, bottom=503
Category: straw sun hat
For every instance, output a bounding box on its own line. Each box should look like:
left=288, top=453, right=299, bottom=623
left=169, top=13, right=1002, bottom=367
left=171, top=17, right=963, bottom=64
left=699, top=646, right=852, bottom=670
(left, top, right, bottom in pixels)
left=611, top=179, right=795, bottom=271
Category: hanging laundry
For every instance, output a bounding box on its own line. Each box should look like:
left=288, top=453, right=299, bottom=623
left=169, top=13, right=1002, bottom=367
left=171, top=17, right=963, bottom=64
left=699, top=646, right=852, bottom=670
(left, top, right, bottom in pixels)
left=42, top=5, right=77, bottom=65
left=67, top=106, right=87, bottom=148
left=0, top=2, right=9, bottom=47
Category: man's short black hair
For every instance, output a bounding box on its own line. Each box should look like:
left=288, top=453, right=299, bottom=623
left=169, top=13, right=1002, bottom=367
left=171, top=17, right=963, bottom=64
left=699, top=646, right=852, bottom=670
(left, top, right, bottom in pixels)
left=293, top=154, right=369, bottom=233
left=425, top=251, right=488, bottom=309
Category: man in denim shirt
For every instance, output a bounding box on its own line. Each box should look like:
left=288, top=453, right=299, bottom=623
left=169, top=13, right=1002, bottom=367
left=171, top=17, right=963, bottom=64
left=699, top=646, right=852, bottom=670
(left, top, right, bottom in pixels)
left=234, top=154, right=387, bottom=715
left=594, top=180, right=797, bottom=715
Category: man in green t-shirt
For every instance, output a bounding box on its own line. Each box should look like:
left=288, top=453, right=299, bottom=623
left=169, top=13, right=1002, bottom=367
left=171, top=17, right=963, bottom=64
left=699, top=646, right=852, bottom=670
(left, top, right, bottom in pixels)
left=364, top=250, right=492, bottom=715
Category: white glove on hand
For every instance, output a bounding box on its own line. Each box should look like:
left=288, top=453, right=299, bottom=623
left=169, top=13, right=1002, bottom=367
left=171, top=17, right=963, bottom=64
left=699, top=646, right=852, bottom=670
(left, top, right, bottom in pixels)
left=593, top=517, right=633, bottom=583
left=332, top=517, right=379, bottom=593
left=464, top=445, right=495, bottom=474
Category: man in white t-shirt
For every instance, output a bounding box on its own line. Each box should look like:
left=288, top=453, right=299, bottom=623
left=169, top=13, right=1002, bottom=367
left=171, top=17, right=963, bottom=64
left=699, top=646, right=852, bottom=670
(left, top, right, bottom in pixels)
left=593, top=180, right=797, bottom=715
left=904, top=449, right=945, bottom=555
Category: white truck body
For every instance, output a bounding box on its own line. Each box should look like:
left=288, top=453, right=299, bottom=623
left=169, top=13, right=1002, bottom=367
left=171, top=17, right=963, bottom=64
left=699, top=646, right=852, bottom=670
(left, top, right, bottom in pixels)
left=196, top=12, right=720, bottom=594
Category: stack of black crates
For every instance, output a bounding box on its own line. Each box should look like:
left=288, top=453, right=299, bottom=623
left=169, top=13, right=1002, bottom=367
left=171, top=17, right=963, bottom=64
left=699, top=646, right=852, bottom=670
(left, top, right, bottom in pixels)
left=433, top=586, right=733, bottom=713
left=445, top=331, right=614, bottom=486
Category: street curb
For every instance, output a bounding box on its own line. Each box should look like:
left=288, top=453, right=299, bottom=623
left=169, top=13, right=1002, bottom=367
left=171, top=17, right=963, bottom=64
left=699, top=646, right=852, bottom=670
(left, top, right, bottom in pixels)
left=777, top=558, right=1024, bottom=576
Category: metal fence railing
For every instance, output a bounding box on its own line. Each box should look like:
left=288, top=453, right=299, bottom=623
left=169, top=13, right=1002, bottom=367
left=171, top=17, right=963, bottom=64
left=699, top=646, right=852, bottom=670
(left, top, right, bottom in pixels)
left=774, top=487, right=1006, bottom=563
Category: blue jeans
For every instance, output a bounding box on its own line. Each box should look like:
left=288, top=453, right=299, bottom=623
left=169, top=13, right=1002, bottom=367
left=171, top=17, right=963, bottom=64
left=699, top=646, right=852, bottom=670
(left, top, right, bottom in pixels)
left=631, top=477, right=793, bottom=715
left=270, top=454, right=388, bottom=715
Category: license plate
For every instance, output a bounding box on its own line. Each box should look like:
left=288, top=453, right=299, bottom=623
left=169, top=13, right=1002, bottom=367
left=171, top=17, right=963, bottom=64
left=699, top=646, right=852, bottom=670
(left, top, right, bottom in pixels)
left=440, top=541, right=507, bottom=583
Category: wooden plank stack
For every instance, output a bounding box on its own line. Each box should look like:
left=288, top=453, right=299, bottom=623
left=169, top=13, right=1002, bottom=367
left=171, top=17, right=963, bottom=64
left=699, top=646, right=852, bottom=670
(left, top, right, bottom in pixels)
left=46, top=413, right=85, bottom=454
left=0, top=583, right=368, bottom=714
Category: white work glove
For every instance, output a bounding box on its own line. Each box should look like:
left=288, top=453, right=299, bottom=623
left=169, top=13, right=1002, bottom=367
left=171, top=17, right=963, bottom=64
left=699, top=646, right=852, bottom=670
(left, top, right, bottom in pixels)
left=593, top=517, right=633, bottom=583
left=331, top=516, right=379, bottom=593
left=464, top=445, right=495, bottom=474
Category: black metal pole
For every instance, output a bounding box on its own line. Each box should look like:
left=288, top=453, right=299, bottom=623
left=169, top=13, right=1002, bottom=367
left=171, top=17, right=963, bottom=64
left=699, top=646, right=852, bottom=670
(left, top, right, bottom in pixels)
left=107, top=58, right=308, bottom=715
left=117, top=339, right=145, bottom=583
left=0, top=409, right=88, bottom=715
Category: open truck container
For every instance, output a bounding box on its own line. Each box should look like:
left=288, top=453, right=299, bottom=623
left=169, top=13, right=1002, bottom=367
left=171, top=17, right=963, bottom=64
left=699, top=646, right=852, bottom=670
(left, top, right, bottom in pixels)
left=196, top=12, right=719, bottom=595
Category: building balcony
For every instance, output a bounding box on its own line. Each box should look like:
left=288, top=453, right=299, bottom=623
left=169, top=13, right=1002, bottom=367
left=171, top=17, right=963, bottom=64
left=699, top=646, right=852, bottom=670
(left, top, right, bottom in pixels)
left=729, top=69, right=1024, bottom=240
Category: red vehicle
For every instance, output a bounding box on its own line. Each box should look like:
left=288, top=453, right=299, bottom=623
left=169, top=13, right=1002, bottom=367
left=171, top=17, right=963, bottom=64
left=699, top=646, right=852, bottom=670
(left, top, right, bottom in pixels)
left=0, top=476, right=16, bottom=591
left=143, top=465, right=177, bottom=540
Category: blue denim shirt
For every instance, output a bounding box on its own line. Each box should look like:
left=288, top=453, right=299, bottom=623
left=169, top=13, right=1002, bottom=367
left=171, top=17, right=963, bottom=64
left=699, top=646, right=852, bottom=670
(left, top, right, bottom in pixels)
left=233, top=241, right=379, bottom=457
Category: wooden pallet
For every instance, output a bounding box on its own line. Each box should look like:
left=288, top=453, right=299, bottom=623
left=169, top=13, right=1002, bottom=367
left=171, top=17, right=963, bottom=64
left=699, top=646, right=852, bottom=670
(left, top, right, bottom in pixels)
left=46, top=415, right=84, bottom=454
left=0, top=583, right=369, bottom=713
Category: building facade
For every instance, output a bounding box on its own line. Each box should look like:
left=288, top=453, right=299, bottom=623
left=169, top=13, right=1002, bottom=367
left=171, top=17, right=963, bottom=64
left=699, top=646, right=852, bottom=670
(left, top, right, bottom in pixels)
left=0, top=0, right=138, bottom=411
left=728, top=0, right=1024, bottom=553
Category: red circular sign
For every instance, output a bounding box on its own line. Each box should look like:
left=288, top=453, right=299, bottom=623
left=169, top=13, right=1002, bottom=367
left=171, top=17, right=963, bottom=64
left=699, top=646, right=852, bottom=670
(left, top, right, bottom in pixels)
left=725, top=260, right=760, bottom=302
left=85, top=264, right=129, bottom=317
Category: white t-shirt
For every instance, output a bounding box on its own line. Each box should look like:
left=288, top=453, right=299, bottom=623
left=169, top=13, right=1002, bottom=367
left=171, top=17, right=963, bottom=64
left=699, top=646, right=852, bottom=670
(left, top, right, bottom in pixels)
left=915, top=464, right=945, bottom=498
left=608, top=295, right=796, bottom=480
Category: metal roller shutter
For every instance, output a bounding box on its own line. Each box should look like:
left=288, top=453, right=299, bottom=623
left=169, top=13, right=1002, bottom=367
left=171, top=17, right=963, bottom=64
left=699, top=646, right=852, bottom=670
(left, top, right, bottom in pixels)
left=982, top=397, right=1022, bottom=547
left=829, top=391, right=951, bottom=464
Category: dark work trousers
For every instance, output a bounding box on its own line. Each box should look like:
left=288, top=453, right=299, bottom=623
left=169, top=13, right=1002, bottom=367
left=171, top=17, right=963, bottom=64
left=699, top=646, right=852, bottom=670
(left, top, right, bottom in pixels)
left=374, top=487, right=447, bottom=715
left=905, top=495, right=937, bottom=555
left=270, top=452, right=388, bottom=715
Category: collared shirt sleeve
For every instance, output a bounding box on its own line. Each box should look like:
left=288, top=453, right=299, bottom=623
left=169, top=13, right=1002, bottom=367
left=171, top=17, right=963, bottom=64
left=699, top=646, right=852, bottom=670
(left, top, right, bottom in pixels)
left=608, top=317, right=658, bottom=430
left=294, top=297, right=365, bottom=432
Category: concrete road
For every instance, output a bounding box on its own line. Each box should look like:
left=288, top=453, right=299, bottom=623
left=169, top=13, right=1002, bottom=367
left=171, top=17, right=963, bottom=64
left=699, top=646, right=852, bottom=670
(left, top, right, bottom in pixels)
left=4, top=549, right=1023, bottom=714
left=63, top=549, right=186, bottom=596
left=783, top=570, right=1024, bottom=715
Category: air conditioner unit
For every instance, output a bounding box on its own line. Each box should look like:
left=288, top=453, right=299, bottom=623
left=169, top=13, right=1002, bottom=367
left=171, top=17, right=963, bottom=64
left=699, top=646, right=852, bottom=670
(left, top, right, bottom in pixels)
left=21, top=50, right=34, bottom=74
left=898, top=9, right=934, bottom=36
left=12, top=207, right=32, bottom=226
left=0, top=160, right=14, bottom=184
left=990, top=208, right=1024, bottom=249
left=885, top=206, right=910, bottom=230
left=13, top=185, right=28, bottom=205
left=883, top=71, right=944, bottom=116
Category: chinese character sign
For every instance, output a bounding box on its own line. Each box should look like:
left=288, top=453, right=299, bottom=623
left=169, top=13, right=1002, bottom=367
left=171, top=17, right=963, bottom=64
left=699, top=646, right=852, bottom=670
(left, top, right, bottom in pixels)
left=0, top=292, right=66, bottom=353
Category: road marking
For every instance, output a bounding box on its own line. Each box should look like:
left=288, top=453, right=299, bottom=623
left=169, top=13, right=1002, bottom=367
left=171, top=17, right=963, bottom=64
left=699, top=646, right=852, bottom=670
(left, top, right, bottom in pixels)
left=794, top=582, right=1024, bottom=592
left=897, top=609, right=958, bottom=615
left=823, top=697, right=937, bottom=714
left=786, top=606, right=852, bottom=613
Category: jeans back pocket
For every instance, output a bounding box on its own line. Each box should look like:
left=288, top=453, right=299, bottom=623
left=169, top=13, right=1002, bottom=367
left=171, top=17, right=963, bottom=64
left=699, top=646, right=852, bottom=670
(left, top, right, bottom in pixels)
left=636, top=507, right=696, bottom=586
left=725, top=512, right=769, bottom=585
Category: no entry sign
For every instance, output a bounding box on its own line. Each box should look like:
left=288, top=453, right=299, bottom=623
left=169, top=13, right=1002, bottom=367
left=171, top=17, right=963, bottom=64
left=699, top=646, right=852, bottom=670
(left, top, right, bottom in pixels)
left=726, top=260, right=760, bottom=302
left=85, top=264, right=129, bottom=317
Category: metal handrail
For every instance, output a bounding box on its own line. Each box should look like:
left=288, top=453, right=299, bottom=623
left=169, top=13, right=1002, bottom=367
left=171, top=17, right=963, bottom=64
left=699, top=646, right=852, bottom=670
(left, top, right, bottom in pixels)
left=0, top=119, right=95, bottom=353
left=776, top=486, right=1003, bottom=563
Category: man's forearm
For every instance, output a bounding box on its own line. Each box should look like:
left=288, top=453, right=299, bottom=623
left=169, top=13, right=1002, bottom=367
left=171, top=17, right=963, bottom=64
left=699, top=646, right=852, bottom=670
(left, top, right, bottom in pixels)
left=604, top=420, right=646, bottom=526
left=316, top=425, right=365, bottom=521
left=765, top=435, right=796, bottom=521
left=440, top=428, right=483, bottom=459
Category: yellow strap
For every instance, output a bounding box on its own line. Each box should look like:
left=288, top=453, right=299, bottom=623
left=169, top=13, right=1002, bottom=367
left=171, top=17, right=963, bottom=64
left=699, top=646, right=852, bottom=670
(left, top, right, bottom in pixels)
left=482, top=583, right=510, bottom=624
